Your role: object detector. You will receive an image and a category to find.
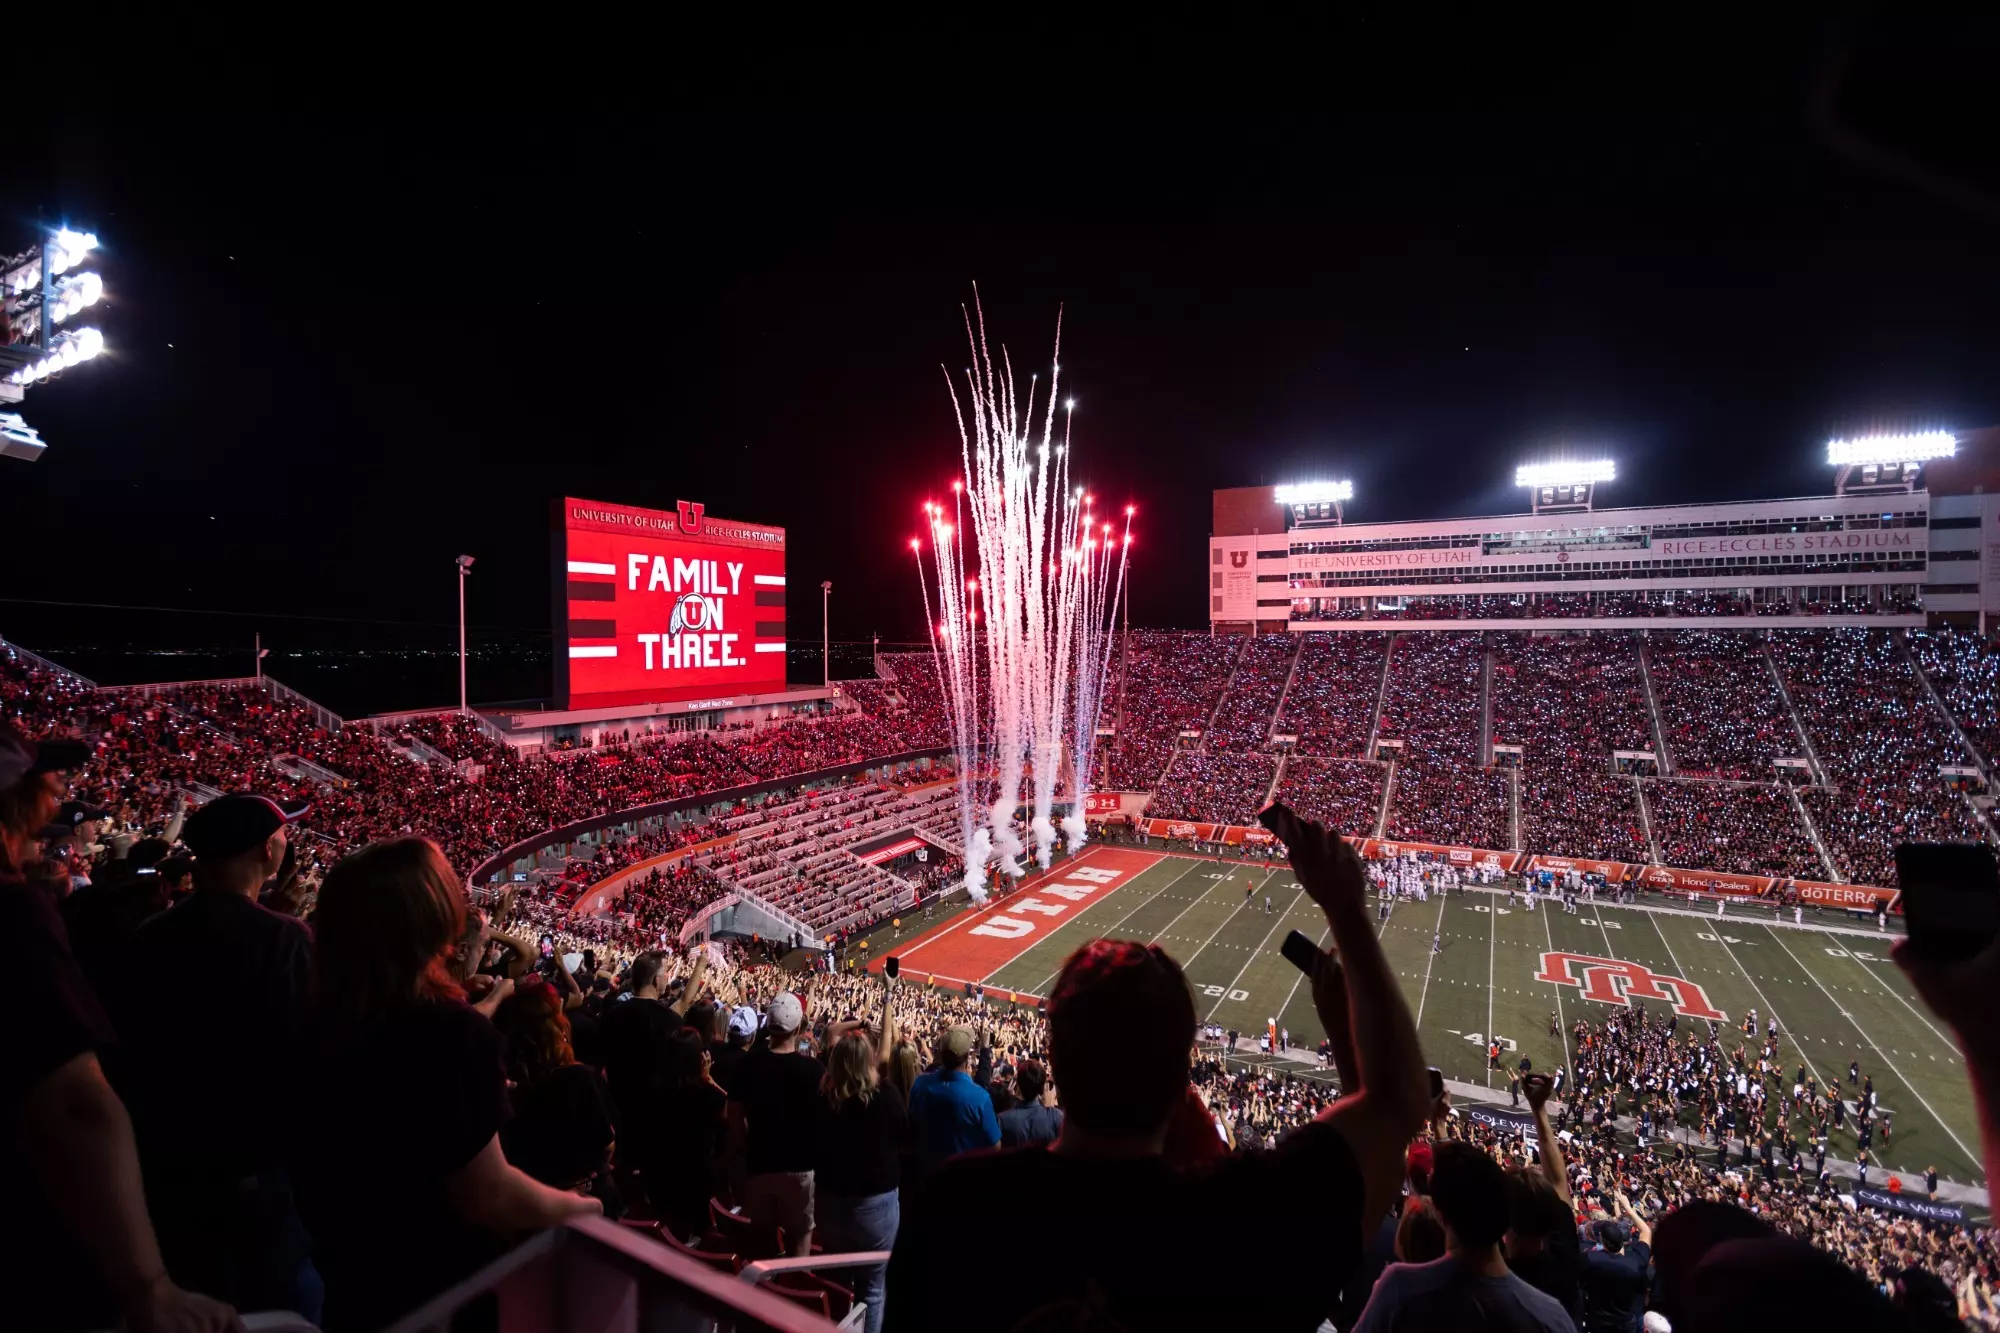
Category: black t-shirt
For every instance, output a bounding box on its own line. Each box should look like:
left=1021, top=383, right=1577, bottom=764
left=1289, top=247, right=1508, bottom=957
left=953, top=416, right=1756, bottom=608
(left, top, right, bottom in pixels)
left=1509, top=1217, right=1583, bottom=1319
left=814, top=1081, right=907, bottom=1197
left=502, top=1062, right=616, bottom=1190
left=598, top=996, right=683, bottom=1114
left=0, top=873, right=120, bottom=1330
left=886, top=1122, right=1364, bottom=1332
left=729, top=1047, right=824, bottom=1175
left=296, top=1000, right=510, bottom=1333
left=709, top=1039, right=749, bottom=1093
left=114, top=889, right=313, bottom=1180
left=1578, top=1241, right=1651, bottom=1333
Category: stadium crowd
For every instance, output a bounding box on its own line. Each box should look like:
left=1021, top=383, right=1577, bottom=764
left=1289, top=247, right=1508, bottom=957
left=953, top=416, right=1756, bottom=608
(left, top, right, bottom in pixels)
left=1277, top=631, right=1391, bottom=757
left=12, top=718, right=2000, bottom=1332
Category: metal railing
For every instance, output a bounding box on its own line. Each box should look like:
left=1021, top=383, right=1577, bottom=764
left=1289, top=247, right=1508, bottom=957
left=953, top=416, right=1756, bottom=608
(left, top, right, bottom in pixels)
left=383, top=1217, right=838, bottom=1332
left=0, top=636, right=96, bottom=686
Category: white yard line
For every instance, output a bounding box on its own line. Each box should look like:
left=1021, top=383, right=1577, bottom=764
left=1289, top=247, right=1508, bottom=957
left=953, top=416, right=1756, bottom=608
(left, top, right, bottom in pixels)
left=1708, top=923, right=1796, bottom=1049
left=1541, top=900, right=1573, bottom=1071
left=1413, top=893, right=1451, bottom=1030
left=1844, top=954, right=1963, bottom=1062
left=1485, top=892, right=1499, bottom=1087
left=1175, top=869, right=1284, bottom=972
left=1646, top=911, right=1701, bottom=1006
left=1762, top=925, right=1979, bottom=1167
left=1014, top=854, right=1203, bottom=991
left=1202, top=885, right=1306, bottom=1020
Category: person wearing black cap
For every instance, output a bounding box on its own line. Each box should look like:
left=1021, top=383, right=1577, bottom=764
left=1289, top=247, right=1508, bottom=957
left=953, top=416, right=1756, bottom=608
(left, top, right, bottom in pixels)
left=1578, top=1195, right=1651, bottom=1333
left=0, top=722, right=240, bottom=1333
left=113, top=793, right=319, bottom=1322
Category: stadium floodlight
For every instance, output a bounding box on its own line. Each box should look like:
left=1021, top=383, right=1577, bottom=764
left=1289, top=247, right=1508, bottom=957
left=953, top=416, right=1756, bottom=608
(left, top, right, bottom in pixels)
left=50, top=271, right=103, bottom=322
left=1274, top=481, right=1354, bottom=505
left=1826, top=432, right=1956, bottom=466
left=1515, top=459, right=1616, bottom=488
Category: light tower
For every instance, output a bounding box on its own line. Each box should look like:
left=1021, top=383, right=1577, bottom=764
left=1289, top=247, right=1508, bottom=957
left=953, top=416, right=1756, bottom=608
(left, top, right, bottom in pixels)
left=1828, top=432, right=1955, bottom=496
left=1, top=227, right=109, bottom=462
left=1516, top=459, right=1616, bottom=514
left=1275, top=480, right=1353, bottom=528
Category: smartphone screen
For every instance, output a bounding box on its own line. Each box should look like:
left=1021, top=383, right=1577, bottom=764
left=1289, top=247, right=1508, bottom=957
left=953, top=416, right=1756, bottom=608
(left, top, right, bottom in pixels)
left=1895, top=842, right=2000, bottom=962
left=1279, top=929, right=1320, bottom=975
left=885, top=956, right=901, bottom=979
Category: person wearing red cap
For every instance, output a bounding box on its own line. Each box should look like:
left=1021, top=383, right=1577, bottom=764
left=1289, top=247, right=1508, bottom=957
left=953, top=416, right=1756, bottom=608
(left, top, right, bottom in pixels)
left=0, top=722, right=240, bottom=1333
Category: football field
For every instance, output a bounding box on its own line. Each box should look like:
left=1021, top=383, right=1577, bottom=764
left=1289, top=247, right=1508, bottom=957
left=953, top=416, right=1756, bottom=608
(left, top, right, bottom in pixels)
left=875, top=844, right=1985, bottom=1190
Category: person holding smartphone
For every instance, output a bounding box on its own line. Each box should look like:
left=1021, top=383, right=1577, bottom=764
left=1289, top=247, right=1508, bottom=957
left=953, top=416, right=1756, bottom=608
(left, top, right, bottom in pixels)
left=885, top=803, right=1433, bottom=1332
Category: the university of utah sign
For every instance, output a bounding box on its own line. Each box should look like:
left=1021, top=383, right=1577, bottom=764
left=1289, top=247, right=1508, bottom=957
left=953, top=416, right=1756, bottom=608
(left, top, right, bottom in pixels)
left=1535, top=952, right=1726, bottom=1021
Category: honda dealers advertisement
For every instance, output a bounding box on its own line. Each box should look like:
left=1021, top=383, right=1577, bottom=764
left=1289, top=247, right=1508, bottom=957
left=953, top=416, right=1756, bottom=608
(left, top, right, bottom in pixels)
left=553, top=496, right=787, bottom=710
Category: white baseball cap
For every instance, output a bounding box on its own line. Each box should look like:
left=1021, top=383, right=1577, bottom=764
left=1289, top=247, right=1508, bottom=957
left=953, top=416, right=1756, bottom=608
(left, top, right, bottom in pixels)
left=766, top=991, right=804, bottom=1034
left=727, top=1005, right=759, bottom=1039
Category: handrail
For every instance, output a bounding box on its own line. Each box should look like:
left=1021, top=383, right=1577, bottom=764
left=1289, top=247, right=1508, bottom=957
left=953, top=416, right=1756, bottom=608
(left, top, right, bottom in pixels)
left=0, top=636, right=96, bottom=686
left=382, top=1217, right=835, bottom=1333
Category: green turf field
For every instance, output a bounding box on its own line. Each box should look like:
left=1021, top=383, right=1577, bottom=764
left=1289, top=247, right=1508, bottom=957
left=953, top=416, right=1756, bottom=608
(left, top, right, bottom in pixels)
left=977, top=851, right=1985, bottom=1190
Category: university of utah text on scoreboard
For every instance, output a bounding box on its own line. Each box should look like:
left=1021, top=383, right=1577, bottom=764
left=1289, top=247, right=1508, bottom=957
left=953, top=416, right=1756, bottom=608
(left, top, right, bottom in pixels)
left=553, top=496, right=788, bottom=710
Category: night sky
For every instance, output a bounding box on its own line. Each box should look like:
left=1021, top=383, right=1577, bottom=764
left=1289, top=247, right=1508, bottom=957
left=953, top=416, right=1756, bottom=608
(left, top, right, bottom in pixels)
left=5, top=21, right=1997, bottom=692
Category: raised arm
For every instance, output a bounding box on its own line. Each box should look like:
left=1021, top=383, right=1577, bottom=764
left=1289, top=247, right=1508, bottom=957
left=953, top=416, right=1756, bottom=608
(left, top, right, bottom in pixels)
left=669, top=949, right=709, bottom=1017
left=878, top=971, right=897, bottom=1054
left=1271, top=806, right=1431, bottom=1226
left=1521, top=1072, right=1570, bottom=1203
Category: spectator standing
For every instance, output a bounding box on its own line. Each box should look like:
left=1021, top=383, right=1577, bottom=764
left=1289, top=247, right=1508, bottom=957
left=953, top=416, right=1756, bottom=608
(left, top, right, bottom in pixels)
left=492, top=979, right=618, bottom=1205
left=812, top=983, right=905, bottom=1333
left=1577, top=1195, right=1652, bottom=1333
left=906, top=1025, right=1000, bottom=1179
left=727, top=991, right=823, bottom=1256
left=886, top=805, right=1432, bottom=1332
left=115, top=793, right=319, bottom=1321
left=1352, top=1141, right=1572, bottom=1331
left=0, top=724, right=239, bottom=1333
left=996, top=1059, right=1063, bottom=1148
left=645, top=1029, right=729, bottom=1240
left=599, top=948, right=705, bottom=1188
left=296, top=838, right=598, bottom=1331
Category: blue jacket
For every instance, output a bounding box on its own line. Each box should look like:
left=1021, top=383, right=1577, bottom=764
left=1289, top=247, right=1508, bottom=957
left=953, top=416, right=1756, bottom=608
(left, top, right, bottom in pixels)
left=908, top=1069, right=999, bottom=1176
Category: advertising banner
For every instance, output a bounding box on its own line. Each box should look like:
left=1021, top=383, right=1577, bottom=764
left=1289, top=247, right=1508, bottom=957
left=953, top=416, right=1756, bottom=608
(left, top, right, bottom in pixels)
left=1359, top=838, right=1525, bottom=873
left=554, top=496, right=787, bottom=710
left=1526, top=854, right=1639, bottom=882
left=1638, top=865, right=1772, bottom=898
left=1465, top=1105, right=1540, bottom=1134
left=1083, top=792, right=1151, bottom=817
left=1852, top=1186, right=1966, bottom=1226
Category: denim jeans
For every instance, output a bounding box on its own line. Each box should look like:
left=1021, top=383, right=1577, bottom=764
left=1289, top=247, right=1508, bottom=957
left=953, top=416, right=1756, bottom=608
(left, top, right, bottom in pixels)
left=814, top=1188, right=899, bottom=1333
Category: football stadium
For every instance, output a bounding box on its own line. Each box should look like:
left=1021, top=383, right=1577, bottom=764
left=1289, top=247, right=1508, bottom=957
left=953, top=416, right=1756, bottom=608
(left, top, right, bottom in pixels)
left=11, top=100, right=2000, bottom=1332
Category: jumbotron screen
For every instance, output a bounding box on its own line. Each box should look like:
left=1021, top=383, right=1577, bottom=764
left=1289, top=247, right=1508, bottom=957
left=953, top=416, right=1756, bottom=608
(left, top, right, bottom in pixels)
left=552, top=496, right=788, bottom=710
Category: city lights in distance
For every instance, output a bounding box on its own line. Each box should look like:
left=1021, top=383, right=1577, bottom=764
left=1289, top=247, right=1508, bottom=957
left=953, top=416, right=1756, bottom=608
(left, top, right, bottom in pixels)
left=1826, top=432, right=1956, bottom=466
left=1515, top=459, right=1616, bottom=488
left=1274, top=481, right=1353, bottom=505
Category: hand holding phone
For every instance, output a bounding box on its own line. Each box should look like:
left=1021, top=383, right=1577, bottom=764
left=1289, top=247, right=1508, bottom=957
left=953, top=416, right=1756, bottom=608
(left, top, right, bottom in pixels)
left=1259, top=802, right=1364, bottom=915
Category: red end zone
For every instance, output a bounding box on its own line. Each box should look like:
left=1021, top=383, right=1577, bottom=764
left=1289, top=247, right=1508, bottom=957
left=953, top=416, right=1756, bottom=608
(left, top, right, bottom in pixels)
left=865, top=845, right=1165, bottom=993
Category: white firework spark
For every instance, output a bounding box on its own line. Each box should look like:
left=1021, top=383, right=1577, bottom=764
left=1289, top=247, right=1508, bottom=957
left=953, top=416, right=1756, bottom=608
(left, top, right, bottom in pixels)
left=913, top=291, right=1131, bottom=901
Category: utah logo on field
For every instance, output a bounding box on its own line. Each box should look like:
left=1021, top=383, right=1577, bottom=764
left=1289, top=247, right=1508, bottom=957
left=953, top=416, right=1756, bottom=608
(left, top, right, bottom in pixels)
left=1535, top=952, right=1726, bottom=1021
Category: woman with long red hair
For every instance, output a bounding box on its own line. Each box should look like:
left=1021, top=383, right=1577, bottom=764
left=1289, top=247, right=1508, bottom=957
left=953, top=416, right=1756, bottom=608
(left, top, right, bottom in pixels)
left=295, top=838, right=599, bottom=1332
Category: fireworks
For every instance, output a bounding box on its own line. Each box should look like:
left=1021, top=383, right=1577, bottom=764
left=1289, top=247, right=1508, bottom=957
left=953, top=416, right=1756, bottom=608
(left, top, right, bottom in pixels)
left=912, top=292, right=1130, bottom=900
